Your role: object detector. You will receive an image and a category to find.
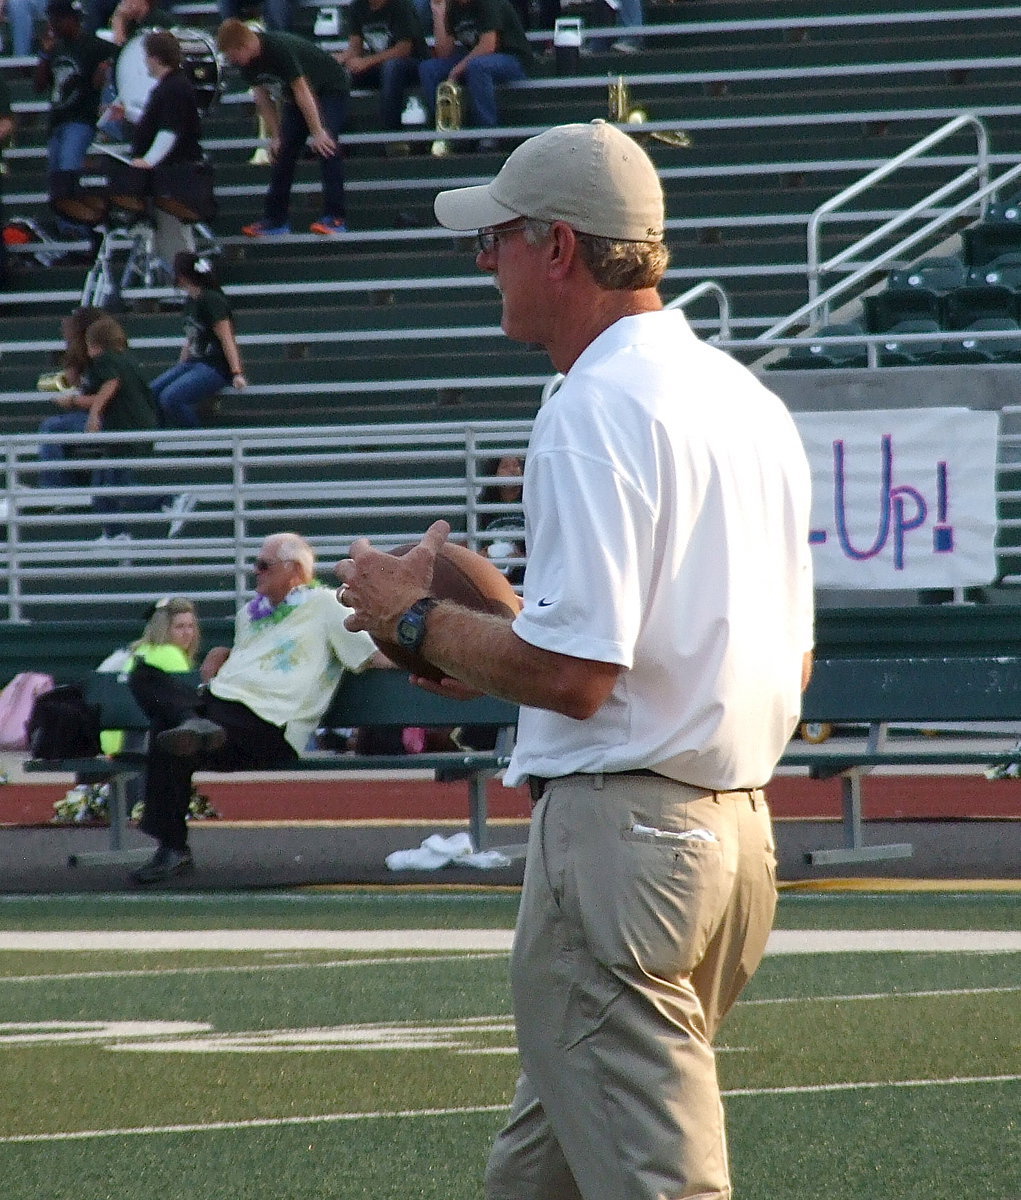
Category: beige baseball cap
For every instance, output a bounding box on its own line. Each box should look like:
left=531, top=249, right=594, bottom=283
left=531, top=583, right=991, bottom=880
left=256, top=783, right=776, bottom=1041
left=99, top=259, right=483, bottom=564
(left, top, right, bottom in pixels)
left=433, top=120, right=665, bottom=243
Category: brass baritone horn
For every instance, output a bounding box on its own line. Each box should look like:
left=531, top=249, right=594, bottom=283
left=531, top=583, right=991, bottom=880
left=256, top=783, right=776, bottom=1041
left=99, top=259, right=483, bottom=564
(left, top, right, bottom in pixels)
left=608, top=75, right=692, bottom=149
left=37, top=371, right=70, bottom=392
left=431, top=79, right=464, bottom=157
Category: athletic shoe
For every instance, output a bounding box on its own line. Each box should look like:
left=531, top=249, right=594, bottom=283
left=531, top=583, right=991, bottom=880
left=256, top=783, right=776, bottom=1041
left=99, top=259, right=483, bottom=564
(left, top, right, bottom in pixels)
left=241, top=219, right=291, bottom=237
left=163, top=492, right=195, bottom=537
left=156, top=716, right=227, bottom=758
left=310, top=216, right=347, bottom=236
left=610, top=39, right=640, bottom=54
left=131, top=845, right=195, bottom=885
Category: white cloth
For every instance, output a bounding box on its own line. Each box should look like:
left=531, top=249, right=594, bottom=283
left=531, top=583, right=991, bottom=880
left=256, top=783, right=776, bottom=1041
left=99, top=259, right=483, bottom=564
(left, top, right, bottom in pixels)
left=385, top=832, right=512, bottom=871
left=210, top=587, right=376, bottom=753
left=506, top=309, right=814, bottom=791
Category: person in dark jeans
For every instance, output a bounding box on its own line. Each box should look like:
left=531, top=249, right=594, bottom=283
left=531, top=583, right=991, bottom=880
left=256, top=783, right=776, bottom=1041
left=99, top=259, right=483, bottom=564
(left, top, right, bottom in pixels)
left=217, top=19, right=350, bottom=237
left=128, top=531, right=380, bottom=884
left=337, top=0, right=426, bottom=132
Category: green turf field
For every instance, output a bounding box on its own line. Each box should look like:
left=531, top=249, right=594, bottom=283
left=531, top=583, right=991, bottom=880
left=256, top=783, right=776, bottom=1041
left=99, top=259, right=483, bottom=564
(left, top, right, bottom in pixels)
left=0, top=890, right=1017, bottom=1199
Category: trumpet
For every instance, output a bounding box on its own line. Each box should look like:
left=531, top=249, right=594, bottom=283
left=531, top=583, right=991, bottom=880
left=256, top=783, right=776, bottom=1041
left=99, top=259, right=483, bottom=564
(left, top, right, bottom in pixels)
left=608, top=76, right=692, bottom=149
left=36, top=371, right=70, bottom=392
left=431, top=80, right=464, bottom=157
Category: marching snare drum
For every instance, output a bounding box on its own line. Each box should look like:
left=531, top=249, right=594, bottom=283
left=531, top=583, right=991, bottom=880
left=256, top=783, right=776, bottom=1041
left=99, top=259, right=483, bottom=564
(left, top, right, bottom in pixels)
left=114, top=26, right=221, bottom=124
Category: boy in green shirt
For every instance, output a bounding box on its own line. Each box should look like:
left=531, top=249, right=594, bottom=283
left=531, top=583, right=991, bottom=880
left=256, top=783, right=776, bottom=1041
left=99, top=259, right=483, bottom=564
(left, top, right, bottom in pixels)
left=80, top=315, right=161, bottom=537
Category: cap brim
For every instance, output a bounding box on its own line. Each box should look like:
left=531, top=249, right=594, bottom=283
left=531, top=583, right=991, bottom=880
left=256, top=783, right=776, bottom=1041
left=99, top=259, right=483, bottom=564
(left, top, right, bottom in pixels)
left=434, top=183, right=520, bottom=232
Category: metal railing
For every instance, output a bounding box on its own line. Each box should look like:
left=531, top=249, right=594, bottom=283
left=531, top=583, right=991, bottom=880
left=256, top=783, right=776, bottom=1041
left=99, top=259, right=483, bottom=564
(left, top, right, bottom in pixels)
left=0, top=422, right=532, bottom=622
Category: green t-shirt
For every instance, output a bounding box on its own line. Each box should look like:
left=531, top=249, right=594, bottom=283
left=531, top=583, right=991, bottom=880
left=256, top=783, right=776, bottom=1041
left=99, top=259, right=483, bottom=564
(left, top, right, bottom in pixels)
left=241, top=30, right=350, bottom=98
left=184, top=287, right=233, bottom=378
left=445, top=0, right=531, bottom=65
left=87, top=349, right=161, bottom=440
left=347, top=0, right=427, bottom=60
left=47, top=31, right=115, bottom=132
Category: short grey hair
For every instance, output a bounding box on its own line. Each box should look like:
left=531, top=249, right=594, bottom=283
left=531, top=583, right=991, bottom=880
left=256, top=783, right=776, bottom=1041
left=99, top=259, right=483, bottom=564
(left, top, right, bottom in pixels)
left=523, top=218, right=669, bottom=291
left=265, top=531, right=316, bottom=580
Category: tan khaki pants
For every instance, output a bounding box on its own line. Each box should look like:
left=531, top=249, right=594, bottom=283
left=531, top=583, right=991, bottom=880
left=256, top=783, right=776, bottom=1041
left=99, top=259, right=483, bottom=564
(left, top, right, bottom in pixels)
left=486, top=773, right=778, bottom=1200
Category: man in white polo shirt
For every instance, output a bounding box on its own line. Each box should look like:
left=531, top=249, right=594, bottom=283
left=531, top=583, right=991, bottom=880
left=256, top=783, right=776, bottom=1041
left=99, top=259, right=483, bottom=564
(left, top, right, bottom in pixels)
left=336, top=121, right=814, bottom=1200
left=130, top=530, right=378, bottom=885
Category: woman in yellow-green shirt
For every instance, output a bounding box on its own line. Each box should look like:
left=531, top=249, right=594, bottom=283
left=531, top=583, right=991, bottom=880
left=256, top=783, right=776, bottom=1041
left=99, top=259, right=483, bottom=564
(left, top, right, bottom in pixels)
left=100, top=597, right=201, bottom=755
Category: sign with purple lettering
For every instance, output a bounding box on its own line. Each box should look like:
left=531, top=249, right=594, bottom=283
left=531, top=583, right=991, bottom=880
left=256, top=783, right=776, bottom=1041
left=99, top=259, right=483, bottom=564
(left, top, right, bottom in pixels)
left=793, top=408, right=998, bottom=589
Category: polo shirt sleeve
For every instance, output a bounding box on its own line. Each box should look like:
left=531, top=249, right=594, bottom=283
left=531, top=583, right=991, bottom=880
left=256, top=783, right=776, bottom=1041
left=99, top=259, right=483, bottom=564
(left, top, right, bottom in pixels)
left=514, top=436, right=648, bottom=669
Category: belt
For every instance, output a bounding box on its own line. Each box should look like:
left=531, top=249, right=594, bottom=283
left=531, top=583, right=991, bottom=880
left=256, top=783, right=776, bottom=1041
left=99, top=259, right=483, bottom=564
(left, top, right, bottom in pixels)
left=527, top=768, right=661, bottom=805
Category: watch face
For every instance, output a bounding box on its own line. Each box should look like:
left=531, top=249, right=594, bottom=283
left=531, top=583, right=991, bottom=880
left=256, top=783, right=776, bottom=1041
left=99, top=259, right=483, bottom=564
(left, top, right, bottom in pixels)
left=396, top=612, right=422, bottom=649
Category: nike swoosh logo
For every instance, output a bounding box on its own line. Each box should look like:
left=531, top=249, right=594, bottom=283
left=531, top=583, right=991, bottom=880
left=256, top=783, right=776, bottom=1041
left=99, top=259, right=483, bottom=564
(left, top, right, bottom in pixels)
left=537, top=597, right=556, bottom=607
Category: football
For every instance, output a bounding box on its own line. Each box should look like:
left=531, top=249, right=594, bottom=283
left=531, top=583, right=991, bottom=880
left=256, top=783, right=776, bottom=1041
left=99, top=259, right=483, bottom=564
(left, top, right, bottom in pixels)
left=374, top=541, right=523, bottom=680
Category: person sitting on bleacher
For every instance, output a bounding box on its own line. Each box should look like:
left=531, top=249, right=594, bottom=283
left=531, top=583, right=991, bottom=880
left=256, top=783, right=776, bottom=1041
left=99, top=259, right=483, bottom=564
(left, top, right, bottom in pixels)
left=419, top=0, right=530, bottom=153
left=336, top=0, right=426, bottom=133
left=217, top=18, right=350, bottom=237
left=34, top=0, right=115, bottom=240
left=128, top=531, right=382, bottom=884
left=150, top=251, right=246, bottom=428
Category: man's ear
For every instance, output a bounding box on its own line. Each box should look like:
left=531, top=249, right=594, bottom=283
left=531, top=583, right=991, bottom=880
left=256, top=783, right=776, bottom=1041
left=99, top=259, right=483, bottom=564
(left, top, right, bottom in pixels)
left=547, top=221, right=577, bottom=281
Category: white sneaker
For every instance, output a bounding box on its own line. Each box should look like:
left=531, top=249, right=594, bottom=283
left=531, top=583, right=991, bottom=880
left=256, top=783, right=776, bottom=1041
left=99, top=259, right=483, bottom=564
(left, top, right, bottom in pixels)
left=165, top=492, right=195, bottom=537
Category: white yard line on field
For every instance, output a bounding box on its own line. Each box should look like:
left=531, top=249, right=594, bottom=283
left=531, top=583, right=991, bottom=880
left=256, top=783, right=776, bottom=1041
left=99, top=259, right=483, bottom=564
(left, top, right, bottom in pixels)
left=0, top=929, right=1018, bottom=952
left=1, top=1077, right=1019, bottom=1145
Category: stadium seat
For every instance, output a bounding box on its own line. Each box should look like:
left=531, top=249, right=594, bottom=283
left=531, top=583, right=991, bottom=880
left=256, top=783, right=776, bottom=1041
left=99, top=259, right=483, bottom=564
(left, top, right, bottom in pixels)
left=968, top=251, right=1021, bottom=290
left=963, top=222, right=1021, bottom=269
left=877, top=319, right=941, bottom=366
left=886, top=255, right=968, bottom=293
left=864, top=286, right=942, bottom=333
left=775, top=322, right=869, bottom=369
left=929, top=318, right=1021, bottom=365
left=940, top=281, right=1017, bottom=329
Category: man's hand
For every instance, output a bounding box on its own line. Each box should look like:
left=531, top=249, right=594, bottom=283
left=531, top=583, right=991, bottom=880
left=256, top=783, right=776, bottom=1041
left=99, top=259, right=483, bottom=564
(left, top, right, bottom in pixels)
left=335, top=519, right=450, bottom=639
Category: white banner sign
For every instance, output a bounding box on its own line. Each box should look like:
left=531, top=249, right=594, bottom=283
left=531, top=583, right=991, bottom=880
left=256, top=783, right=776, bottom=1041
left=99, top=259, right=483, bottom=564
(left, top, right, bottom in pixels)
left=793, top=408, right=999, bottom=589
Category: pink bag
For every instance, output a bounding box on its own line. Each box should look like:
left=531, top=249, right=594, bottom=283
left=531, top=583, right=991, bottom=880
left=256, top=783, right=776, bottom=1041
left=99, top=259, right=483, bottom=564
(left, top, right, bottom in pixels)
left=0, top=672, right=55, bottom=750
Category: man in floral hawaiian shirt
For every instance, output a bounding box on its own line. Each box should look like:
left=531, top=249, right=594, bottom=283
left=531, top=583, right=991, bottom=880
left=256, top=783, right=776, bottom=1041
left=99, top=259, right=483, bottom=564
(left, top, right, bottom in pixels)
left=129, top=530, right=380, bottom=884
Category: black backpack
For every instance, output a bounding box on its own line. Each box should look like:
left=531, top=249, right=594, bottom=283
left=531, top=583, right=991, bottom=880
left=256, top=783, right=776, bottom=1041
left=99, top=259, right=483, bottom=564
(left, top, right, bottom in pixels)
left=26, top=684, right=102, bottom=759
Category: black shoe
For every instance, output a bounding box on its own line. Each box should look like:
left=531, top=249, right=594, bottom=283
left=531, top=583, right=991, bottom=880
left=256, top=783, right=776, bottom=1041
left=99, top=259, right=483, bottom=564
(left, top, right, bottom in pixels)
left=155, top=716, right=227, bottom=757
left=131, top=845, right=194, bottom=885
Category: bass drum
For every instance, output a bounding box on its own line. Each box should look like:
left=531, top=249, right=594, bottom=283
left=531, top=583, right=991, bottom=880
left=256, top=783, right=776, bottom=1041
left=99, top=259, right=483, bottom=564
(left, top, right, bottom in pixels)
left=115, top=26, right=221, bottom=124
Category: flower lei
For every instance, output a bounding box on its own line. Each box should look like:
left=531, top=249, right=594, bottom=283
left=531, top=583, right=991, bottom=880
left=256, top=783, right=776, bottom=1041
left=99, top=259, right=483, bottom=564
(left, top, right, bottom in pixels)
left=245, top=579, right=324, bottom=627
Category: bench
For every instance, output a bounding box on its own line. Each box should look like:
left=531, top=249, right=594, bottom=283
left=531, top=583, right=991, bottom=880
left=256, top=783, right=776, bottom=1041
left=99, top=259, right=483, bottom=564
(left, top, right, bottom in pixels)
left=25, top=669, right=519, bottom=870
left=780, top=654, right=1021, bottom=867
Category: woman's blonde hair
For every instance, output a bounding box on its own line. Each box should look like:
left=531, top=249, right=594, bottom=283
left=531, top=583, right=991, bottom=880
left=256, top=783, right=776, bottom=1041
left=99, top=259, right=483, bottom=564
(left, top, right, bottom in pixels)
left=133, top=596, right=200, bottom=662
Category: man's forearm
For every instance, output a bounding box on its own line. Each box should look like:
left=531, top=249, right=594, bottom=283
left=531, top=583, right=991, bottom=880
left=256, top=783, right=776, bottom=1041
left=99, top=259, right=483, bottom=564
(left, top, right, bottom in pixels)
left=417, top=603, right=619, bottom=720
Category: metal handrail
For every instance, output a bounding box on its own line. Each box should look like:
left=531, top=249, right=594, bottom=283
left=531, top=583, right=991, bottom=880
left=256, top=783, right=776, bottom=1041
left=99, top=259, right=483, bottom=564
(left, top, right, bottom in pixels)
left=805, top=114, right=988, bottom=321
left=538, top=280, right=731, bottom=404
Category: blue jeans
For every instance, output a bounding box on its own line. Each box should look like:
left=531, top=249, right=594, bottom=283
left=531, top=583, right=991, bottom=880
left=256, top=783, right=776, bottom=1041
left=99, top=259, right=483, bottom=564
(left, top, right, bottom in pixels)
left=151, top=361, right=228, bottom=429
left=38, top=409, right=89, bottom=488
left=265, top=92, right=348, bottom=225
left=419, top=52, right=525, bottom=128
left=8, top=0, right=48, bottom=56
left=48, top=121, right=96, bottom=238
left=91, top=464, right=134, bottom=537
left=354, top=57, right=422, bottom=131
left=217, top=0, right=292, bottom=31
